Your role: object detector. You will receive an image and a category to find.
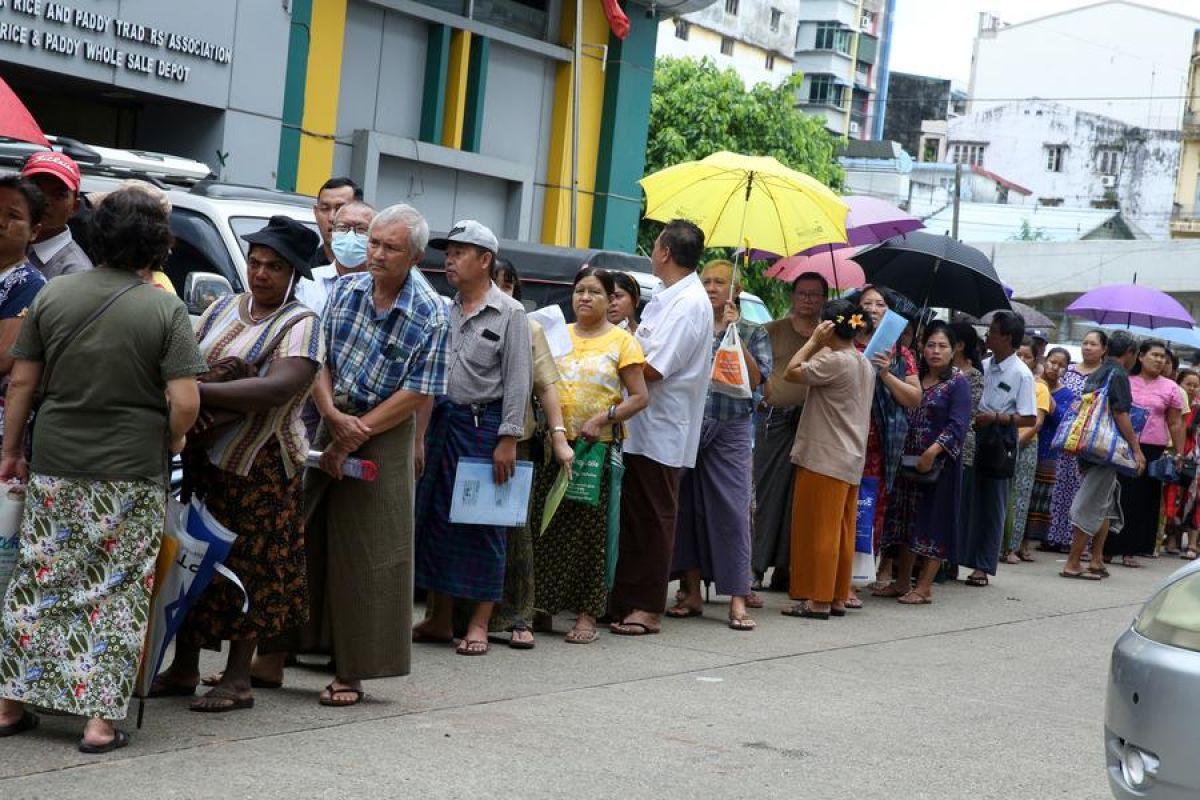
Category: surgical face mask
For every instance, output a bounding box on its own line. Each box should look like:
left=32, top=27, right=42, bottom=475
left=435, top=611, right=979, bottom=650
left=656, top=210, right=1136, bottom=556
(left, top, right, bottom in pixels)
left=331, top=230, right=368, bottom=268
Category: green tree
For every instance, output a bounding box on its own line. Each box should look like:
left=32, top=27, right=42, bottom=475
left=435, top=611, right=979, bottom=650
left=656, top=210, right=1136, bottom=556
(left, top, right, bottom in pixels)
left=641, top=57, right=845, bottom=316
left=1011, top=219, right=1051, bottom=241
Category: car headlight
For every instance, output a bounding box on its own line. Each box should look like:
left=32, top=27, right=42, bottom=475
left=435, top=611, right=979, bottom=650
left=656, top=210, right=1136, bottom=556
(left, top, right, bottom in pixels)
left=1134, top=571, right=1200, bottom=652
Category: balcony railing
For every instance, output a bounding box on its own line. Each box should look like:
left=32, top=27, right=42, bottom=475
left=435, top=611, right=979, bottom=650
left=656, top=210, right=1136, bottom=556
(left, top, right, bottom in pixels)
left=1170, top=206, right=1200, bottom=234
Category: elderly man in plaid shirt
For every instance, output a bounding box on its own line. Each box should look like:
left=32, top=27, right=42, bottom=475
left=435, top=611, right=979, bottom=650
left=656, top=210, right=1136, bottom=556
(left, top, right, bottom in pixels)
left=258, top=203, right=449, bottom=708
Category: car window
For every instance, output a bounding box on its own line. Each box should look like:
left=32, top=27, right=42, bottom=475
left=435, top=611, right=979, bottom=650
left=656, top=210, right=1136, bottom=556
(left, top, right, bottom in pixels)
left=164, top=208, right=242, bottom=299
left=740, top=296, right=773, bottom=325
left=229, top=216, right=319, bottom=256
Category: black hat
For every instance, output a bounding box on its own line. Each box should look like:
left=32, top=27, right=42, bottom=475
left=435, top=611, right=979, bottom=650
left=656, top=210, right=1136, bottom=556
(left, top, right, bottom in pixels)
left=240, top=215, right=320, bottom=280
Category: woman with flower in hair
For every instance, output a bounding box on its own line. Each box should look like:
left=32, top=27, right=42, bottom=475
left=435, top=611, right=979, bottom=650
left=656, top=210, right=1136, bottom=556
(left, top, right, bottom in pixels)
left=780, top=299, right=876, bottom=619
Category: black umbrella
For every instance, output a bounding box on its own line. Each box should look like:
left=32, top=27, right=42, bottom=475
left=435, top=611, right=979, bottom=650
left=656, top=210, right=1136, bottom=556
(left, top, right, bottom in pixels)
left=849, top=231, right=1010, bottom=318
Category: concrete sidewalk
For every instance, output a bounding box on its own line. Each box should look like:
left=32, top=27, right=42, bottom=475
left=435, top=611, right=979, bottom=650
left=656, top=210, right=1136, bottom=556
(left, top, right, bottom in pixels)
left=0, top=552, right=1177, bottom=799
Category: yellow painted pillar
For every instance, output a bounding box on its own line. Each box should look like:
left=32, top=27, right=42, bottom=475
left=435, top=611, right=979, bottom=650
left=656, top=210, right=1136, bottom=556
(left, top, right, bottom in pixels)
left=540, top=2, right=609, bottom=246
left=296, top=0, right=349, bottom=194
left=442, top=30, right=473, bottom=149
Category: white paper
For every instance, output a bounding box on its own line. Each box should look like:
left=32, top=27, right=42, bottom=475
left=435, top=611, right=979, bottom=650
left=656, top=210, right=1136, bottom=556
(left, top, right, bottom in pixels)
left=863, top=309, right=909, bottom=363
left=529, top=304, right=572, bottom=359
left=449, top=457, right=535, bottom=528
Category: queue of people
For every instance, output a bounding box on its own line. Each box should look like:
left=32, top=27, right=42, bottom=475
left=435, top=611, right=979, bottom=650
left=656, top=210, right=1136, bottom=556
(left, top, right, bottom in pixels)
left=0, top=165, right=1189, bottom=754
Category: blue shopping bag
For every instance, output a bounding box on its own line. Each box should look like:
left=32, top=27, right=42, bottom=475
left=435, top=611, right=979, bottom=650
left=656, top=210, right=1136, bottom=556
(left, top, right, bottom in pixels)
left=853, top=476, right=879, bottom=585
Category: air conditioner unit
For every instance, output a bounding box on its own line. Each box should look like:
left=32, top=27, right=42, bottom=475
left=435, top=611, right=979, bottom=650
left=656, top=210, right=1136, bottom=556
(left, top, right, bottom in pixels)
left=860, top=14, right=871, bottom=30
left=1100, top=175, right=1117, bottom=188
left=849, top=121, right=860, bottom=135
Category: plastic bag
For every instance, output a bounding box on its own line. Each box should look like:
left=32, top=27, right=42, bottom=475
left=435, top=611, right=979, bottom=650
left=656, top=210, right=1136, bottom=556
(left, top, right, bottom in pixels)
left=564, top=440, right=607, bottom=506
left=852, top=477, right=879, bottom=587
left=710, top=324, right=752, bottom=399
left=0, top=485, right=24, bottom=600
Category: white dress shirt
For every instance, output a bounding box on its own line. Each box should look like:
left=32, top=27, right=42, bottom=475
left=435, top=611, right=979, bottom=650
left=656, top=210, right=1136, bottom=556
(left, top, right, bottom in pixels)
left=295, top=264, right=341, bottom=317
left=624, top=271, right=713, bottom=469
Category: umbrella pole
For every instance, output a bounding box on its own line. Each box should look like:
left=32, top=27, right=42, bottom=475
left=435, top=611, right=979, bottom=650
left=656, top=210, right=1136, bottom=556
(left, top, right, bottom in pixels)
left=732, top=173, right=755, bottom=305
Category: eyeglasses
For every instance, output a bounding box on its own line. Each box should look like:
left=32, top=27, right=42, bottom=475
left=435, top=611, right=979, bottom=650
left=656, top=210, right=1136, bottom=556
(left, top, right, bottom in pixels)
left=333, top=223, right=370, bottom=235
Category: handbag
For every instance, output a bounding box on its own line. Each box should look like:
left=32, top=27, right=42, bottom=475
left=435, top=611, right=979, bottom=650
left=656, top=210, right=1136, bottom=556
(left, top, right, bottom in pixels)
left=1051, top=371, right=1147, bottom=476
left=899, top=453, right=944, bottom=485
left=710, top=323, right=752, bottom=400
left=975, top=422, right=1017, bottom=479
left=1148, top=454, right=1180, bottom=483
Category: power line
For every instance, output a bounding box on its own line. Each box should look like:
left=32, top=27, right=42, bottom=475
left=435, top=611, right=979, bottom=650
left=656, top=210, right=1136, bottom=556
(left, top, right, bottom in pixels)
left=881, top=94, right=1195, bottom=105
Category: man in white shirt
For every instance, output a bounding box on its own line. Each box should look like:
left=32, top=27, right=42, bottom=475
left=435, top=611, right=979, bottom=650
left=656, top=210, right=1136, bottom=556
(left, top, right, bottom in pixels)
left=296, top=200, right=376, bottom=316
left=957, top=310, right=1037, bottom=586
left=610, top=219, right=714, bottom=636
left=21, top=152, right=93, bottom=279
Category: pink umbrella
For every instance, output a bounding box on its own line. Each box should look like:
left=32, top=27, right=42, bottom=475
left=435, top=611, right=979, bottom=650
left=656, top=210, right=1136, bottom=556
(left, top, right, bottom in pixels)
left=766, top=248, right=866, bottom=290
left=0, top=77, right=49, bottom=148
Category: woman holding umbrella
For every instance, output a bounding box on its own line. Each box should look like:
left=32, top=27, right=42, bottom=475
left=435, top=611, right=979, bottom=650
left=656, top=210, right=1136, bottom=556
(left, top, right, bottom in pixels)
left=0, top=187, right=205, bottom=751
left=1105, top=339, right=1184, bottom=568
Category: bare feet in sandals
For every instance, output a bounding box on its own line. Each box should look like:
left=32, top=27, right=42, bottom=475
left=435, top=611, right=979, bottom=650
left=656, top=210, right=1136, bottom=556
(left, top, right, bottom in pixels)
left=566, top=614, right=599, bottom=644
left=319, top=679, right=364, bottom=706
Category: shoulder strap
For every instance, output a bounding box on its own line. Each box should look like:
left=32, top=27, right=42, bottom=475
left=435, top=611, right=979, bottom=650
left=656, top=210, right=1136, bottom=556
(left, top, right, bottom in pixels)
left=250, top=303, right=318, bottom=367
left=40, top=281, right=144, bottom=397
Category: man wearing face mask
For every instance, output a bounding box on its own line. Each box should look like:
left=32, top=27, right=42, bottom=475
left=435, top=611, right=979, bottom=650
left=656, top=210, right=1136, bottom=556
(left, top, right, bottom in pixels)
left=296, top=201, right=376, bottom=316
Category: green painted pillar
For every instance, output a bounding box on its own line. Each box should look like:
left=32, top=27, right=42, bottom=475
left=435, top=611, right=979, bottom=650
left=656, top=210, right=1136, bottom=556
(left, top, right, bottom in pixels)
left=462, top=35, right=490, bottom=153
left=420, top=24, right=451, bottom=143
left=590, top=6, right=657, bottom=252
left=276, top=0, right=313, bottom=192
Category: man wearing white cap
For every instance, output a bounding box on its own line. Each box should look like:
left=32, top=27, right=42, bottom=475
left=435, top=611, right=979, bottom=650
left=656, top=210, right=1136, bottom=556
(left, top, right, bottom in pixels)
left=413, top=220, right=533, bottom=656
left=21, top=151, right=93, bottom=279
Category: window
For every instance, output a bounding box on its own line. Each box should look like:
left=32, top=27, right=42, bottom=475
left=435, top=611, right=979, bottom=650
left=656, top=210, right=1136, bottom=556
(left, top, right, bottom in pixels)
left=1037, top=197, right=1064, bottom=207
left=1097, top=148, right=1121, bottom=175
left=815, top=22, right=851, bottom=54
left=808, top=75, right=843, bottom=106
left=674, top=18, right=689, bottom=40
left=765, top=53, right=775, bottom=71
left=1045, top=145, right=1066, bottom=172
left=724, top=0, right=738, bottom=15
left=770, top=7, right=782, bottom=31
left=720, top=36, right=734, bottom=56
left=951, top=143, right=985, bottom=166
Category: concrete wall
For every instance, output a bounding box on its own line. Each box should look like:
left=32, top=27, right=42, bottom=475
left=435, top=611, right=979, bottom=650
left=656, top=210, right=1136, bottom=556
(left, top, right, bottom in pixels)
left=947, top=101, right=1180, bottom=239
left=969, top=2, right=1198, bottom=130
left=882, top=72, right=949, bottom=158
left=656, top=18, right=794, bottom=88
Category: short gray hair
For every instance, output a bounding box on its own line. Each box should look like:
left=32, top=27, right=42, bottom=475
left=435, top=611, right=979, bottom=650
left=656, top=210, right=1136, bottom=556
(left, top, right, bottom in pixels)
left=333, top=199, right=376, bottom=222
left=370, top=203, right=429, bottom=256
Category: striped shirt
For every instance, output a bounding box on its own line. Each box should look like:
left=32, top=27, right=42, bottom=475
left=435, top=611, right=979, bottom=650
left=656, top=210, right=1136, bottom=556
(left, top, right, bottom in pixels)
left=324, top=270, right=449, bottom=414
left=195, top=294, right=324, bottom=478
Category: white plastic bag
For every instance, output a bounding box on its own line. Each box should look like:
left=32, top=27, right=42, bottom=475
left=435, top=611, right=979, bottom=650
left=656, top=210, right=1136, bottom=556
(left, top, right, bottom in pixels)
left=710, top=324, right=753, bottom=399
left=0, top=485, right=26, bottom=600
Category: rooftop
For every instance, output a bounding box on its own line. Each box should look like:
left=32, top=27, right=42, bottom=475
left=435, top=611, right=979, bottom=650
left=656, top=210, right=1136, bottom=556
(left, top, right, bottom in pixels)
left=920, top=202, right=1134, bottom=242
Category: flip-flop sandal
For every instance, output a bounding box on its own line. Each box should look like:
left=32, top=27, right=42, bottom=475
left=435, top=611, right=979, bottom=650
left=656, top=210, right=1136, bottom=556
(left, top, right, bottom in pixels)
left=1017, top=552, right=1036, bottom=562
left=1088, top=566, right=1111, bottom=578
left=189, top=686, right=255, bottom=713
left=78, top=729, right=130, bottom=754
left=728, top=616, right=756, bottom=631
left=745, top=592, right=764, bottom=609
left=664, top=605, right=702, bottom=618
left=1182, top=550, right=1200, bottom=561
left=565, top=627, right=599, bottom=644
left=0, top=709, right=39, bottom=737
left=871, top=584, right=904, bottom=598
left=508, top=622, right=536, bottom=650
left=897, top=591, right=933, bottom=605
left=1060, top=570, right=1102, bottom=581
left=609, top=621, right=661, bottom=636
left=781, top=604, right=829, bottom=620
left=1121, top=558, right=1143, bottom=568
left=844, top=597, right=864, bottom=610
left=965, top=575, right=989, bottom=587
left=319, top=683, right=365, bottom=707
left=456, top=638, right=490, bottom=656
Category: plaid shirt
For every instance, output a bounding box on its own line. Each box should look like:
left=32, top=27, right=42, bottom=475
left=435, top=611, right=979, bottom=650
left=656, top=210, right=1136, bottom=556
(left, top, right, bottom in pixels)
left=324, top=270, right=449, bottom=414
left=705, top=320, right=774, bottom=421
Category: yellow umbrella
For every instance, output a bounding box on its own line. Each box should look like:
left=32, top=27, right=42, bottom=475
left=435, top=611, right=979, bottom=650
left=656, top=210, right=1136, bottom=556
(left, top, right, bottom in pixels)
left=639, top=151, right=849, bottom=256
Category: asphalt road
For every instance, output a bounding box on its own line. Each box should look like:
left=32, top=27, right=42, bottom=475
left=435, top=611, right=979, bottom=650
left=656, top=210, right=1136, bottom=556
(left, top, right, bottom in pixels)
left=1, top=552, right=1180, bottom=799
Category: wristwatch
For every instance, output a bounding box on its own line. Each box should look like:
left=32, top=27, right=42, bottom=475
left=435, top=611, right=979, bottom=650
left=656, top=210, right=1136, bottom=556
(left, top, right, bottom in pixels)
left=607, top=405, right=617, bottom=422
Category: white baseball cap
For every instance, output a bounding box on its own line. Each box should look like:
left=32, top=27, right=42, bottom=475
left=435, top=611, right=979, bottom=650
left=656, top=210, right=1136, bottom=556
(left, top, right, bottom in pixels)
left=428, top=219, right=499, bottom=254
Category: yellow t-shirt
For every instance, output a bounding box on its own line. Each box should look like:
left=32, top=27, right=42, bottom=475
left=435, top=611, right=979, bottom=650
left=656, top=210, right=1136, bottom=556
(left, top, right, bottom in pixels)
left=556, top=324, right=645, bottom=442
left=1034, top=380, right=1051, bottom=414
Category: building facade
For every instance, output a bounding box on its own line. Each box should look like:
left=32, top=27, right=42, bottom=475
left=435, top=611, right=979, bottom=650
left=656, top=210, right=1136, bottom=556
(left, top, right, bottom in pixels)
left=655, top=0, right=797, bottom=88
left=1172, top=30, right=1200, bottom=239
left=791, top=0, right=892, bottom=140
left=968, top=1, right=1200, bottom=131
left=0, top=0, right=701, bottom=252
left=946, top=101, right=1180, bottom=239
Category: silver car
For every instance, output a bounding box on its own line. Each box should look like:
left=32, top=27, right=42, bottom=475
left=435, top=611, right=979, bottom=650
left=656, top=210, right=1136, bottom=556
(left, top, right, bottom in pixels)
left=1106, top=557, right=1200, bottom=797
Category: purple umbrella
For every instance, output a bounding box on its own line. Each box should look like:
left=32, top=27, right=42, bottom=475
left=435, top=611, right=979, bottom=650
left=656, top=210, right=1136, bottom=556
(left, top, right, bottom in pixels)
left=1065, top=284, right=1195, bottom=330
left=742, top=196, right=923, bottom=260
